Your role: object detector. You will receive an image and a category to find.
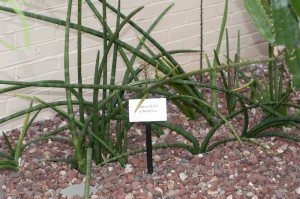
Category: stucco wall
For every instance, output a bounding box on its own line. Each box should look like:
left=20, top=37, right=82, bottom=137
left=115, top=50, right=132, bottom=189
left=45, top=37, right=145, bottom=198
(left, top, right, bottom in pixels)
left=0, top=0, right=267, bottom=130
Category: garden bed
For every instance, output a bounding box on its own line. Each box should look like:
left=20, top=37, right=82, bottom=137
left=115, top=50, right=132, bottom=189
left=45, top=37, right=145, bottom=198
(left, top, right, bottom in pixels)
left=1, top=92, right=300, bottom=198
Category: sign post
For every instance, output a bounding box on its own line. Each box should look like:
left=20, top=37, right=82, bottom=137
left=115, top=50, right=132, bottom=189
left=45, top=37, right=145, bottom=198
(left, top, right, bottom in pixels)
left=145, top=122, right=153, bottom=174
left=129, top=98, right=167, bottom=174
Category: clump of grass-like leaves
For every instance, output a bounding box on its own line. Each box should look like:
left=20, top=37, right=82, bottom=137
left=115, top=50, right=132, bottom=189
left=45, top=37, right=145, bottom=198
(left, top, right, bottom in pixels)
left=0, top=1, right=299, bottom=190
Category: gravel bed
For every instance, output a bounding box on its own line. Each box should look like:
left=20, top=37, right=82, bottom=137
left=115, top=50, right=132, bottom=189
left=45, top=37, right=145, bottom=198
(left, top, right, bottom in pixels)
left=1, top=110, right=300, bottom=199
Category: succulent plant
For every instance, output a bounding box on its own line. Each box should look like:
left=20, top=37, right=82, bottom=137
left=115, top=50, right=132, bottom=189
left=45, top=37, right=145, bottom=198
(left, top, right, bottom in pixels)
left=244, top=0, right=300, bottom=90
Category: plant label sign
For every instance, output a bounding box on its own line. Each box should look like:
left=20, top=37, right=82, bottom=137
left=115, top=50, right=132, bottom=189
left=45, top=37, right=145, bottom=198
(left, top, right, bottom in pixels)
left=129, top=98, right=167, bottom=122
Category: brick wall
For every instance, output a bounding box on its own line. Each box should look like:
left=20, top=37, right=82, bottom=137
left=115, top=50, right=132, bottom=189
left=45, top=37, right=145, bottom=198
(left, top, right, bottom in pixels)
left=0, top=0, right=267, bottom=130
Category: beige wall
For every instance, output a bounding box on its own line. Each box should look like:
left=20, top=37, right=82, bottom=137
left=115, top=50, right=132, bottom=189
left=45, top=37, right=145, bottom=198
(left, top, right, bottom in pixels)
left=0, top=0, right=267, bottom=130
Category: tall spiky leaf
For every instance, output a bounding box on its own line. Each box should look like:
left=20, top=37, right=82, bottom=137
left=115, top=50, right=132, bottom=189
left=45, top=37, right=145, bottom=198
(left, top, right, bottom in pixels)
left=290, top=0, right=300, bottom=16
left=244, top=0, right=275, bottom=44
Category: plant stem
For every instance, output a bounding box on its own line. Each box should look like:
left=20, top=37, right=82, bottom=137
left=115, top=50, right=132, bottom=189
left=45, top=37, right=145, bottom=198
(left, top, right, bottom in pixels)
left=64, top=0, right=85, bottom=173
left=77, top=0, right=84, bottom=124
left=84, top=148, right=92, bottom=199
left=200, top=0, right=203, bottom=82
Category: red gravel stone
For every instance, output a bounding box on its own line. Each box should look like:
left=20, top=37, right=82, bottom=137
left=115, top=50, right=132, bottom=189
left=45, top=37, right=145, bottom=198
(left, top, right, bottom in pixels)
left=1, top=101, right=300, bottom=198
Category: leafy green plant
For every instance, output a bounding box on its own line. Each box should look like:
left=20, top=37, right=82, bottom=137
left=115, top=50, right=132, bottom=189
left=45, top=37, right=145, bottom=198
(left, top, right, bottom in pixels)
left=244, top=0, right=300, bottom=90
left=0, top=101, right=40, bottom=170
left=0, top=0, right=213, bottom=172
left=0, top=0, right=299, bottom=175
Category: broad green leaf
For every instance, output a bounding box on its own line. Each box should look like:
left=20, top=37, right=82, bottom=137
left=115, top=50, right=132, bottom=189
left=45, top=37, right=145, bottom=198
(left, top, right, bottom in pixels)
left=261, top=0, right=272, bottom=17
left=290, top=0, right=300, bottom=16
left=271, top=0, right=300, bottom=49
left=285, top=48, right=300, bottom=90
left=244, top=0, right=275, bottom=44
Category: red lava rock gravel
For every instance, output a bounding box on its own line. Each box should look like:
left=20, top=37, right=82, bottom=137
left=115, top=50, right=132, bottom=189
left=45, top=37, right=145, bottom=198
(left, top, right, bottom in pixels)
left=0, top=104, right=300, bottom=198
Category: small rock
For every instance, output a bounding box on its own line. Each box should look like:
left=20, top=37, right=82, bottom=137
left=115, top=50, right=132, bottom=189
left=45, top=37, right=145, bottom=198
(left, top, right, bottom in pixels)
left=274, top=190, right=284, bottom=198
left=38, top=120, right=45, bottom=125
left=226, top=195, right=233, bottom=199
left=251, top=108, right=256, bottom=115
left=280, top=144, right=288, bottom=150
left=192, top=172, right=198, bottom=178
left=160, top=154, right=168, bottom=161
left=53, top=117, right=62, bottom=124
left=166, top=190, right=176, bottom=197
left=183, top=120, right=189, bottom=126
left=24, top=170, right=32, bottom=179
left=127, top=174, right=135, bottom=182
left=108, top=167, right=113, bottom=172
left=229, top=175, right=235, bottom=179
left=155, top=187, right=163, bottom=195
left=198, top=182, right=207, bottom=189
left=295, top=186, right=300, bottom=194
left=60, top=183, right=97, bottom=197
left=247, top=192, right=254, bottom=197
left=197, top=153, right=204, bottom=158
left=153, top=155, right=161, bottom=162
left=273, top=156, right=282, bottom=162
left=134, top=176, right=142, bottom=182
left=124, top=164, right=133, bottom=173
left=233, top=149, right=240, bottom=155
left=179, top=172, right=188, bottom=181
left=130, top=157, right=140, bottom=166
left=283, top=126, right=292, bottom=133
left=125, top=193, right=135, bottom=199
left=208, top=190, right=218, bottom=197
left=217, top=187, right=223, bottom=193
left=146, top=183, right=153, bottom=190
left=131, top=181, right=140, bottom=190
left=243, top=150, right=251, bottom=156
left=166, top=180, right=175, bottom=190
left=288, top=146, right=297, bottom=152
left=153, top=190, right=162, bottom=197
left=66, top=170, right=78, bottom=178
left=277, top=148, right=284, bottom=154
left=249, top=158, right=258, bottom=165
left=10, top=189, right=19, bottom=197
left=155, top=167, right=164, bottom=172
left=236, top=190, right=243, bottom=195
left=190, top=193, right=198, bottom=199
left=28, top=147, right=37, bottom=154
left=59, top=170, right=66, bottom=179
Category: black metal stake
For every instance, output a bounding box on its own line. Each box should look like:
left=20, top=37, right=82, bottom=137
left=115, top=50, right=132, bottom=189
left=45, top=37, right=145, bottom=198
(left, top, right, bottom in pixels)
left=145, top=122, right=153, bottom=174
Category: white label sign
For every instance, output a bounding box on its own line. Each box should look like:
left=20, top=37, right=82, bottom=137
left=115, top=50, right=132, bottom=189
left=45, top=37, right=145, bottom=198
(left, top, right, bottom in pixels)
left=129, top=98, right=167, bottom=122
